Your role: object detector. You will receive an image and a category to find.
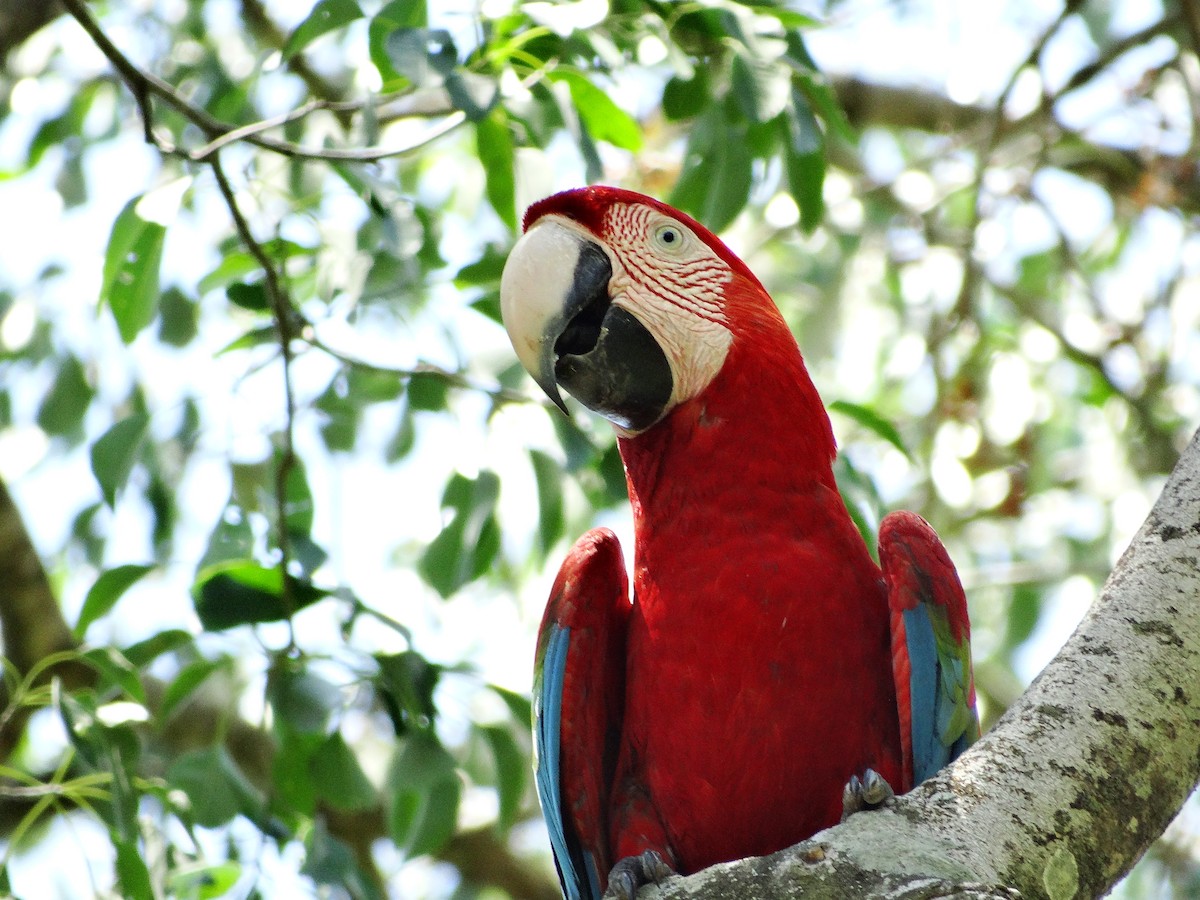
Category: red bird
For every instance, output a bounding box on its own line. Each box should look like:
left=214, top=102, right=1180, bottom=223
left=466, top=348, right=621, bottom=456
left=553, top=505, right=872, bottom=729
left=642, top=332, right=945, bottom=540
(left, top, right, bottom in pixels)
left=500, top=186, right=978, bottom=899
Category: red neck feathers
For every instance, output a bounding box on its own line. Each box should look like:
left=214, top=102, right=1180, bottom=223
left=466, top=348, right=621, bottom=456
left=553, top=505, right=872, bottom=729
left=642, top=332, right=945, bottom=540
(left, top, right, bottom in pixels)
left=618, top=275, right=838, bottom=532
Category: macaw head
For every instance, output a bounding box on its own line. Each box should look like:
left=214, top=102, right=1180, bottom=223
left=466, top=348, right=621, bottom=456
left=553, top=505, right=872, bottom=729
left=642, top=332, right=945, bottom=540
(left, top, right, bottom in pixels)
left=500, top=186, right=794, bottom=435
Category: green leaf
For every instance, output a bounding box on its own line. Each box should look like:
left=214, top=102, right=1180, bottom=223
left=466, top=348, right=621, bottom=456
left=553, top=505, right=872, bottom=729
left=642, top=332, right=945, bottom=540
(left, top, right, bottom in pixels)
left=303, top=819, right=384, bottom=900
left=794, top=70, right=856, bottom=145
left=376, top=650, right=441, bottom=734
left=271, top=726, right=323, bottom=816
left=368, top=0, right=429, bottom=90
left=37, top=355, right=93, bottom=437
left=101, top=197, right=165, bottom=343
left=530, top=450, right=564, bottom=556
left=199, top=503, right=254, bottom=570
left=216, top=323, right=279, bottom=355
left=75, top=563, right=154, bottom=638
left=312, top=732, right=378, bottom=811
left=454, top=245, right=508, bottom=286
left=387, top=731, right=460, bottom=857
left=192, top=561, right=329, bottom=631
left=168, top=862, right=243, bottom=900
left=730, top=53, right=790, bottom=123
left=670, top=108, right=752, bottom=233
left=476, top=113, right=516, bottom=229
left=662, top=70, right=710, bottom=121
left=227, top=281, right=269, bottom=312
left=482, top=725, right=525, bottom=831
left=80, top=646, right=146, bottom=705
left=829, top=400, right=911, bottom=460
left=123, top=629, right=194, bottom=668
left=159, top=657, right=228, bottom=722
left=157, top=287, right=199, bottom=346
left=90, top=413, right=150, bottom=507
left=550, top=71, right=642, bottom=150
left=445, top=70, right=496, bottom=121
left=283, top=455, right=315, bottom=537
left=282, top=0, right=363, bottom=60
left=1004, top=583, right=1043, bottom=651
left=269, top=663, right=341, bottom=734
left=385, top=28, right=456, bottom=87
left=168, top=746, right=264, bottom=828
left=407, top=371, right=449, bottom=411
left=491, top=684, right=532, bottom=728
left=316, top=378, right=359, bottom=452
left=832, top=454, right=880, bottom=562
left=783, top=87, right=826, bottom=232
left=115, top=839, right=154, bottom=900
left=418, top=470, right=502, bottom=597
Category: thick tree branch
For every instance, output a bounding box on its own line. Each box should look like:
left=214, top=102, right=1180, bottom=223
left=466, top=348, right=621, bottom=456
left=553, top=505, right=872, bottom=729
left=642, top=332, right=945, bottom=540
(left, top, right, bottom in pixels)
left=644, top=426, right=1200, bottom=899
left=0, top=0, right=60, bottom=60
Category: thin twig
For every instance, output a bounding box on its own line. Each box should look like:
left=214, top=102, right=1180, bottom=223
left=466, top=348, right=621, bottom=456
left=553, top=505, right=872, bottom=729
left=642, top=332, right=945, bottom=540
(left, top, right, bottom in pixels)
left=1182, top=0, right=1200, bottom=60
left=307, top=334, right=538, bottom=409
left=209, top=154, right=299, bottom=623
left=58, top=0, right=469, bottom=163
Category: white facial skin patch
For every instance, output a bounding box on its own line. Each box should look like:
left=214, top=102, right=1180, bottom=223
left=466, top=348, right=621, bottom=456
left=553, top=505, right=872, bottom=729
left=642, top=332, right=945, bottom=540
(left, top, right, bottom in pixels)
left=599, top=203, right=734, bottom=423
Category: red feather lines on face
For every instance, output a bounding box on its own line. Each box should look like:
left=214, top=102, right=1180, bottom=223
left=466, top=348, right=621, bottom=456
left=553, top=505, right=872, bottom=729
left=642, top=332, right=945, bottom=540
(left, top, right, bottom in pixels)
left=602, top=202, right=728, bottom=325
left=524, top=185, right=763, bottom=288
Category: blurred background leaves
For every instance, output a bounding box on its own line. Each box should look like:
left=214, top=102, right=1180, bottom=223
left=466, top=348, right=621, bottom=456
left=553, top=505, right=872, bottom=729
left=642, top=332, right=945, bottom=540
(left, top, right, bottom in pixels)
left=0, top=0, right=1197, bottom=896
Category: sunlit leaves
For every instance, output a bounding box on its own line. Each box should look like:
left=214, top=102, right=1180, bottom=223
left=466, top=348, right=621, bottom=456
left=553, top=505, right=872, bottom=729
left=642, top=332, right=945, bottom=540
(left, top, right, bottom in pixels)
left=419, top=471, right=502, bottom=597
left=830, top=400, right=912, bottom=460
left=481, top=724, right=526, bottom=830
left=672, top=106, right=753, bottom=232
left=282, top=0, right=363, bottom=60
left=75, top=564, right=154, bottom=639
left=783, top=87, right=825, bottom=232
left=37, top=355, right=93, bottom=437
left=167, top=863, right=243, bottom=900
left=549, top=71, right=643, bottom=151
left=530, top=449, right=565, bottom=556
left=476, top=112, right=516, bottom=229
left=191, top=561, right=328, bottom=630
left=100, top=180, right=188, bottom=343
left=167, top=746, right=265, bottom=828
left=376, top=650, right=442, bottom=735
left=387, top=731, right=461, bottom=858
left=731, top=53, right=790, bottom=124
left=368, top=0, right=430, bottom=91
left=312, top=733, right=378, bottom=812
left=90, top=413, right=149, bottom=507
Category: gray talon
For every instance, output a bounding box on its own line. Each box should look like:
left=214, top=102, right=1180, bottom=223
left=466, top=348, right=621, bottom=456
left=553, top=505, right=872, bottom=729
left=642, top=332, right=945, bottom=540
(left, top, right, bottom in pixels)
left=603, top=850, right=674, bottom=900
left=841, top=768, right=896, bottom=821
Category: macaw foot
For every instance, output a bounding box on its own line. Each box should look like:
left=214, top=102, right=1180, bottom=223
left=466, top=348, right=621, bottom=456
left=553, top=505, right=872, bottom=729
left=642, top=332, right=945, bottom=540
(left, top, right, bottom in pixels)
left=602, top=850, right=675, bottom=900
left=840, top=767, right=896, bottom=821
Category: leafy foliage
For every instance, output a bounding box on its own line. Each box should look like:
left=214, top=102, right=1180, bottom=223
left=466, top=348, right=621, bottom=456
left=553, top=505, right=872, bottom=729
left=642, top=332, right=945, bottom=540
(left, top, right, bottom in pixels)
left=0, top=0, right=1196, bottom=896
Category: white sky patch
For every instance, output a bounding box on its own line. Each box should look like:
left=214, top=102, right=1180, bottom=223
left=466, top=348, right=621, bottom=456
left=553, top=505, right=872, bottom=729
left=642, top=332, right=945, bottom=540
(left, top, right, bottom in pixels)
left=984, top=352, right=1038, bottom=446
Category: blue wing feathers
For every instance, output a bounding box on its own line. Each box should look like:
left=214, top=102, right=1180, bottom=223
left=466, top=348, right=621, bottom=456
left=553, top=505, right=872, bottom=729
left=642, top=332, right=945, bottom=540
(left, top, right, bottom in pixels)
left=902, top=606, right=944, bottom=785
left=536, top=624, right=588, bottom=899
left=884, top=511, right=978, bottom=790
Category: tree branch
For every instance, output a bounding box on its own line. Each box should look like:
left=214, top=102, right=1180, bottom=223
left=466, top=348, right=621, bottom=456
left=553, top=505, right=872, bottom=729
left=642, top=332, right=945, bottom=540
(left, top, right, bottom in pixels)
left=57, top=0, right=468, bottom=163
left=644, top=425, right=1200, bottom=898
left=0, top=0, right=60, bottom=60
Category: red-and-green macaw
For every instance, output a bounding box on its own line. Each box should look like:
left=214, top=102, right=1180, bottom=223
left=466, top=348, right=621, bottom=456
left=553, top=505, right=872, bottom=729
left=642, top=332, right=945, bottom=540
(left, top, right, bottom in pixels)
left=499, top=186, right=978, bottom=900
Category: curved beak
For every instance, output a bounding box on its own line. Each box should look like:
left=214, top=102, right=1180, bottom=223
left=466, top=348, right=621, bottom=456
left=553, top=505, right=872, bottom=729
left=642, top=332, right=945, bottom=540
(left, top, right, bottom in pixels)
left=500, top=218, right=673, bottom=432
left=500, top=219, right=607, bottom=414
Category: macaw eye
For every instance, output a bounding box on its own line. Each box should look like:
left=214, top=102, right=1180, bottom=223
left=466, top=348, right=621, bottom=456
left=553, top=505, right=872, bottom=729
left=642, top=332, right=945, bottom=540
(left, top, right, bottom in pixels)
left=652, top=224, right=685, bottom=252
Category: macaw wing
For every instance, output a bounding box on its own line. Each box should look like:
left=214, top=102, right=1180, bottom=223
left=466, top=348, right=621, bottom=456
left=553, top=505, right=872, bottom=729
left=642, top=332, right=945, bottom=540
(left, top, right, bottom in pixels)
left=534, top=527, right=631, bottom=900
left=879, top=510, right=980, bottom=789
